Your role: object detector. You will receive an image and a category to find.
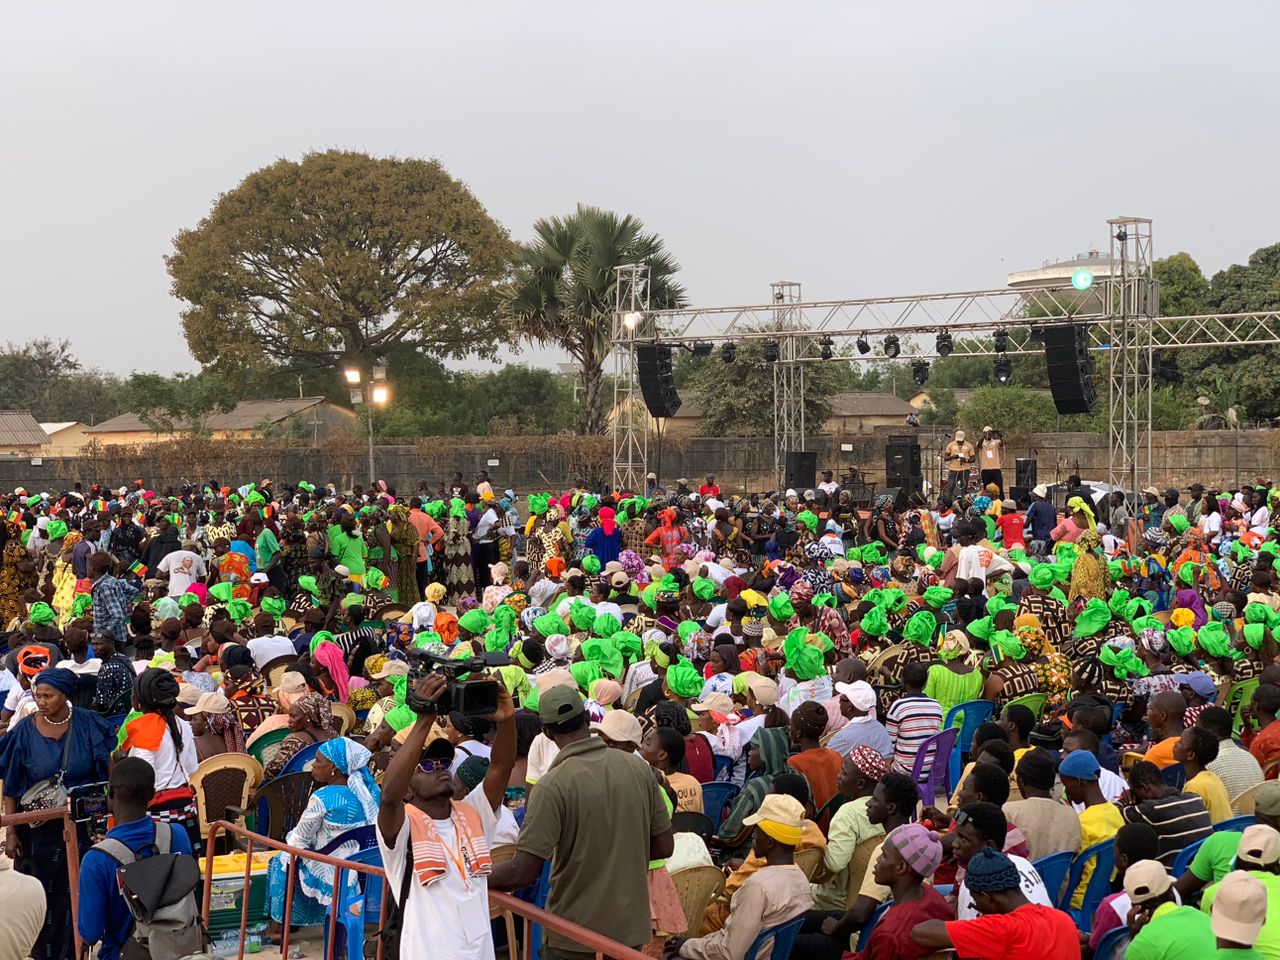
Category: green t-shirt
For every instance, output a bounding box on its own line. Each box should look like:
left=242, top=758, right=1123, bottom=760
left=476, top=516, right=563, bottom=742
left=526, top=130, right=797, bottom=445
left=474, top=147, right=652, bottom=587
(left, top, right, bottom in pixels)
left=1127, top=902, right=1215, bottom=960
left=255, top=527, right=280, bottom=570
left=1216, top=949, right=1265, bottom=959
left=327, top=527, right=367, bottom=576
left=1191, top=830, right=1243, bottom=884
left=1203, top=871, right=1280, bottom=960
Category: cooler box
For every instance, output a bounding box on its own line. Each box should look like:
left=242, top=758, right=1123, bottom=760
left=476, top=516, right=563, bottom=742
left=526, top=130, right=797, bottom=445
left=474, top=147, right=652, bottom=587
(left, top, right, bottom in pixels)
left=202, top=851, right=278, bottom=934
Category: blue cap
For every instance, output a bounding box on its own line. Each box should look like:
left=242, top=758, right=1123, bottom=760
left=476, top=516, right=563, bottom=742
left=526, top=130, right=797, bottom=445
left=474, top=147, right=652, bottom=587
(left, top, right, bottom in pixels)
left=1059, top=749, right=1101, bottom=781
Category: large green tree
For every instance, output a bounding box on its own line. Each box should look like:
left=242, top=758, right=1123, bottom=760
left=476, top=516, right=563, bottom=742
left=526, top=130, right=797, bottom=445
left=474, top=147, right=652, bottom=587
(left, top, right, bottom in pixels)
left=0, top=338, right=126, bottom=423
left=503, top=205, right=686, bottom=435
left=120, top=371, right=237, bottom=435
left=167, top=150, right=514, bottom=375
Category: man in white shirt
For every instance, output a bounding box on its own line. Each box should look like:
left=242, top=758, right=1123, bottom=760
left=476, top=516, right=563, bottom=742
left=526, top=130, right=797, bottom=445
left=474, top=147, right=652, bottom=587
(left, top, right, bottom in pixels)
left=954, top=525, right=1013, bottom=584
left=376, top=672, right=516, bottom=960
left=952, top=801, right=1052, bottom=920
left=246, top=631, right=297, bottom=670
left=156, top=544, right=207, bottom=597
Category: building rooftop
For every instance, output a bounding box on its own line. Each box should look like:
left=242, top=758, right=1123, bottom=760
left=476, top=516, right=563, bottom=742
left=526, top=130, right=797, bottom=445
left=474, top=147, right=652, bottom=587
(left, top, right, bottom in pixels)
left=85, top=397, right=336, bottom=433
left=0, top=411, right=52, bottom=447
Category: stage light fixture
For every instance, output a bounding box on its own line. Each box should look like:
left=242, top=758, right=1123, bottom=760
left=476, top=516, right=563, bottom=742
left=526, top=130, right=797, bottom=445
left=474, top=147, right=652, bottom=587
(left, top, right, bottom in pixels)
left=993, top=329, right=1009, bottom=353
left=912, top=360, right=929, bottom=386
left=819, top=336, right=834, bottom=360
left=994, top=356, right=1013, bottom=384
left=690, top=341, right=713, bottom=358
left=856, top=335, right=871, bottom=355
left=721, top=343, right=736, bottom=363
left=762, top=340, right=780, bottom=363
left=935, top=332, right=953, bottom=357
left=883, top=335, right=900, bottom=359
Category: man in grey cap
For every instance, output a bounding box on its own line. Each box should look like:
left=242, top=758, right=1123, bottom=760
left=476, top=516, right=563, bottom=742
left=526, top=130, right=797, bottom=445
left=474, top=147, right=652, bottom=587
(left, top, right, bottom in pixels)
left=490, top=686, right=673, bottom=959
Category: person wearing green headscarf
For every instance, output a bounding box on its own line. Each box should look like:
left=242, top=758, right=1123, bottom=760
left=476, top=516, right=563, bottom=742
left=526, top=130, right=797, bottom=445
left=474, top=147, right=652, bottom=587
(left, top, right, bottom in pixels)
left=989, top=629, right=1027, bottom=662
left=779, top=627, right=830, bottom=720
left=664, top=657, right=704, bottom=701
left=923, top=586, right=953, bottom=609
left=903, top=610, right=938, bottom=648
left=457, top=608, right=490, bottom=641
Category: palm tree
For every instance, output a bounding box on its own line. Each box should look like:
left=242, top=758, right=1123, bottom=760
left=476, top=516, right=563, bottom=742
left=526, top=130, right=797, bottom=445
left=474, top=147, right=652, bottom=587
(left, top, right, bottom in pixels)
left=504, top=205, right=686, bottom=435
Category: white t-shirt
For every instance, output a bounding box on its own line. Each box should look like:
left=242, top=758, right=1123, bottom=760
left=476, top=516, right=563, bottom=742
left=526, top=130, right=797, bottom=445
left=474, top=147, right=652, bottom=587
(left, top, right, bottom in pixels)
left=956, top=853, right=1052, bottom=920
left=555, top=595, right=593, bottom=621
left=454, top=740, right=491, bottom=761
left=1199, top=512, right=1223, bottom=540
left=378, top=785, right=499, bottom=960
left=247, top=634, right=297, bottom=670
left=1252, top=506, right=1272, bottom=537
left=956, top=544, right=1013, bottom=583
left=818, top=481, right=839, bottom=497
left=527, top=579, right=560, bottom=610
left=127, top=717, right=199, bottom=790
left=525, top=733, right=561, bottom=784
left=157, top=550, right=207, bottom=597
left=705, top=604, right=728, bottom=630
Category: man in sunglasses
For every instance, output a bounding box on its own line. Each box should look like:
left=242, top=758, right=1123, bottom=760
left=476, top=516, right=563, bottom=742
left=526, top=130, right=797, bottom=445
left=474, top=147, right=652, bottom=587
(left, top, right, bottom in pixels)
left=376, top=672, right=516, bottom=960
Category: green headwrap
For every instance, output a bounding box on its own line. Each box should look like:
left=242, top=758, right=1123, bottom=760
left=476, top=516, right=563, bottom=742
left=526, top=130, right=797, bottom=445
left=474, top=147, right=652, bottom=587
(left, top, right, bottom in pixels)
left=1178, top=563, right=1200, bottom=586
left=612, top=630, right=642, bottom=662
left=1125, top=597, right=1153, bottom=623
left=341, top=593, right=365, bottom=609
left=1169, top=514, right=1190, bottom=534
left=28, top=602, right=55, bottom=625
left=813, top=592, right=837, bottom=608
left=1049, top=586, right=1069, bottom=606
left=903, top=610, right=938, bottom=647
left=783, top=628, right=825, bottom=681
left=1029, top=565, right=1055, bottom=590
left=1245, top=602, right=1280, bottom=629
left=1108, top=588, right=1132, bottom=619
left=521, top=685, right=541, bottom=712
left=678, top=620, right=700, bottom=644
left=986, top=594, right=1015, bottom=617
left=641, top=583, right=659, bottom=611
left=1099, top=643, right=1150, bottom=679
left=309, top=630, right=334, bottom=655
left=881, top=589, right=907, bottom=614
left=528, top=493, right=550, bottom=516
left=1243, top=623, right=1267, bottom=650
left=178, top=592, right=200, bottom=608
left=569, top=601, right=596, bottom=633
left=582, top=555, right=601, bottom=575
left=45, top=520, right=68, bottom=541
left=422, top=500, right=445, bottom=519
left=967, top=616, right=994, bottom=642
left=1166, top=626, right=1196, bottom=656
left=666, top=657, right=704, bottom=698
left=582, top=636, right=624, bottom=679
left=227, top=599, right=253, bottom=623
left=1196, top=622, right=1241, bottom=660
left=768, top=593, right=795, bottom=621
left=413, top=631, right=443, bottom=649
left=859, top=606, right=889, bottom=638
left=1131, top=615, right=1164, bottom=635
left=364, top=568, right=388, bottom=591
left=990, top=629, right=1027, bottom=661
left=261, top=596, right=286, bottom=619
left=1074, top=598, right=1112, bottom=638
left=484, top=627, right=512, bottom=653
left=861, top=542, right=888, bottom=566
left=570, top=660, right=603, bottom=692
left=1232, top=540, right=1255, bottom=563
left=71, top=595, right=94, bottom=618
left=927, top=553, right=944, bottom=571
left=1051, top=555, right=1076, bottom=583
left=297, top=575, right=318, bottom=597
left=593, top=612, right=621, bottom=639
left=449, top=498, right=466, bottom=520
left=1107, top=561, right=1124, bottom=582
left=795, top=510, right=819, bottom=534
left=691, top=577, right=716, bottom=602
left=533, top=612, right=568, bottom=638
left=208, top=582, right=234, bottom=604
left=923, top=586, right=953, bottom=609
left=862, top=589, right=885, bottom=609
left=458, top=609, right=490, bottom=635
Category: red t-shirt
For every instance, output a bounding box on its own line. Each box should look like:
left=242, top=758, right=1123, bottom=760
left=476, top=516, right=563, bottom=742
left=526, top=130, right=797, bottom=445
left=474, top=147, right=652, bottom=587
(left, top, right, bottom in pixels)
left=699, top=484, right=720, bottom=497
left=945, top=903, right=1081, bottom=960
left=995, top=512, right=1025, bottom=547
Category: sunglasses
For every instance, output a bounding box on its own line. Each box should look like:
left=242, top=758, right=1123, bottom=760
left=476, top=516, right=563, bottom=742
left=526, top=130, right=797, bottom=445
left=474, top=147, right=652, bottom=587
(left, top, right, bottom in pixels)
left=419, top=758, right=453, bottom=774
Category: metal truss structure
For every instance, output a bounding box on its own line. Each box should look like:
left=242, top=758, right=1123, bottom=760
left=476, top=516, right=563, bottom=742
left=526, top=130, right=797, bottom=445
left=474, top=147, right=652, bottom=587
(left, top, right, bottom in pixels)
left=609, top=215, right=1280, bottom=492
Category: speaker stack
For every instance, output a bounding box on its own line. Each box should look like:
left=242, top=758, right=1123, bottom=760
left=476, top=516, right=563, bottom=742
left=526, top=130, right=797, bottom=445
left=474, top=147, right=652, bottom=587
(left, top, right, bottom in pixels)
left=884, top=435, right=923, bottom=494
left=1043, top=325, right=1096, bottom=414
left=784, top=451, right=818, bottom=491
left=636, top=344, right=682, bottom=418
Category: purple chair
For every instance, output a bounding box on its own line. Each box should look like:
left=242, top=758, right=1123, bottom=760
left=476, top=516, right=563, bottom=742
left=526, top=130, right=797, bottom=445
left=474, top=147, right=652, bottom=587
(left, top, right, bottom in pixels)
left=911, top=727, right=958, bottom=808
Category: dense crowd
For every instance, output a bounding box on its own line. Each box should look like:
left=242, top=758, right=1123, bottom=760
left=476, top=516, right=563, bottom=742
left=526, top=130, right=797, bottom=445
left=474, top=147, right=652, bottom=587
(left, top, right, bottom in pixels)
left=3, top=466, right=1280, bottom=960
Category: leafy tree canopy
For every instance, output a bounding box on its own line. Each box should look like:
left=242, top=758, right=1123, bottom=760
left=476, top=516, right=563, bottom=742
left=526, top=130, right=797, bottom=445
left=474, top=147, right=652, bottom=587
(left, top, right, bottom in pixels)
left=0, top=338, right=125, bottom=423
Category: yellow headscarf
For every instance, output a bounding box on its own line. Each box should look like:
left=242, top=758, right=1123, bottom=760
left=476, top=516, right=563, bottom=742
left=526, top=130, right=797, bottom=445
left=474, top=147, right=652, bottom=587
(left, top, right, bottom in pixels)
left=1067, top=496, right=1097, bottom=531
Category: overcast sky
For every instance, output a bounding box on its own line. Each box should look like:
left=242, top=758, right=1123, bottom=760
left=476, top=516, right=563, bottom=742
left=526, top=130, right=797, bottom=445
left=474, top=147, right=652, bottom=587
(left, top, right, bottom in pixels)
left=4, top=1, right=1279, bottom=378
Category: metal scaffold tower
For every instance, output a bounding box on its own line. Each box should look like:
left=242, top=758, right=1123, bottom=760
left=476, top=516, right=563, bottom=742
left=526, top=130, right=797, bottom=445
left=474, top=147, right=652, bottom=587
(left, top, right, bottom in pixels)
left=1107, top=217, right=1156, bottom=493
left=610, top=263, right=650, bottom=493
left=771, top=281, right=804, bottom=487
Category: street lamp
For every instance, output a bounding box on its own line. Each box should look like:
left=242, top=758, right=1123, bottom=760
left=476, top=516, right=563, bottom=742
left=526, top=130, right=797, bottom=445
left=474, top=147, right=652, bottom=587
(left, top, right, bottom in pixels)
left=348, top=363, right=390, bottom=483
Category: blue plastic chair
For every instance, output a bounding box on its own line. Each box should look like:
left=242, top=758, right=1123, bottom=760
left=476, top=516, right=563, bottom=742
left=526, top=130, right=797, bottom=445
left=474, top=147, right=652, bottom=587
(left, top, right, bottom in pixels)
left=911, top=727, right=958, bottom=807
left=701, top=781, right=741, bottom=830
left=1058, top=838, right=1115, bottom=932
left=323, top=845, right=384, bottom=960
left=944, top=700, right=995, bottom=792
left=1172, top=836, right=1207, bottom=878
left=1162, top=763, right=1187, bottom=790
left=1092, top=924, right=1130, bottom=960
left=854, top=899, right=893, bottom=952
left=528, top=858, right=553, bottom=960
left=1215, top=814, right=1256, bottom=833
left=280, top=739, right=324, bottom=776
left=742, top=914, right=805, bottom=960
left=713, top=754, right=735, bottom=781
left=1033, top=850, right=1075, bottom=904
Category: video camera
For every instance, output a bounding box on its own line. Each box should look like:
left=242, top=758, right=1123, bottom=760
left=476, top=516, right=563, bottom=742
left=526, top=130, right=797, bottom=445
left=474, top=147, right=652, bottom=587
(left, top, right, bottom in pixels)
left=404, top=648, right=510, bottom=719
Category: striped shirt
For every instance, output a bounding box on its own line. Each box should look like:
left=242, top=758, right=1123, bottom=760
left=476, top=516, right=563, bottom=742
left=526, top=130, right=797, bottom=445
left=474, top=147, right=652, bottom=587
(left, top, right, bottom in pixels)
left=885, top=694, right=944, bottom=775
left=1121, top=791, right=1213, bottom=868
left=1208, top=739, right=1265, bottom=806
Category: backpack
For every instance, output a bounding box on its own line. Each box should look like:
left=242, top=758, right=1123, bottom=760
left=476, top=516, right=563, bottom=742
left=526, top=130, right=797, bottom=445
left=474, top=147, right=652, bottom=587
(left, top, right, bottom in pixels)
left=94, top=821, right=206, bottom=960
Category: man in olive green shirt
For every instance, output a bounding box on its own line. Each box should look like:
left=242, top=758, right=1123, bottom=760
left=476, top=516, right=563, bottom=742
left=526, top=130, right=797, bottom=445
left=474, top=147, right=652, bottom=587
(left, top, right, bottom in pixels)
left=489, top=686, right=674, bottom=959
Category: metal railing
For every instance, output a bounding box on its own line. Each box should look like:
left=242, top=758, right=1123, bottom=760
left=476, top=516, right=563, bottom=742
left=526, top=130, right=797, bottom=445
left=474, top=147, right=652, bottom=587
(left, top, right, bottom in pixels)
left=1, top=807, right=84, bottom=958
left=204, top=819, right=652, bottom=960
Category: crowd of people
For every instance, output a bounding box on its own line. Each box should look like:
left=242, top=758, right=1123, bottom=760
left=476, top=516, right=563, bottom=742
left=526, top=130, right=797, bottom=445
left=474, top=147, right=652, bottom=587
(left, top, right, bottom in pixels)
left=3, top=465, right=1280, bottom=960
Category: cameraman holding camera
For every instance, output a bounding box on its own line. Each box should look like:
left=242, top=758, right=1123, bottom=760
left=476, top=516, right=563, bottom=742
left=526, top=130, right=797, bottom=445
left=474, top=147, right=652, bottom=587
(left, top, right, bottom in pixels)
left=977, top=425, right=1005, bottom=498
left=376, top=672, right=515, bottom=960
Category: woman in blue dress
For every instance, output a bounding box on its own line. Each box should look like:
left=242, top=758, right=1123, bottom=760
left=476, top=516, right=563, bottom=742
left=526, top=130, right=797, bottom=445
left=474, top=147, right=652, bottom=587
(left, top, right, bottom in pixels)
left=266, top=736, right=381, bottom=934
left=0, top=667, right=113, bottom=960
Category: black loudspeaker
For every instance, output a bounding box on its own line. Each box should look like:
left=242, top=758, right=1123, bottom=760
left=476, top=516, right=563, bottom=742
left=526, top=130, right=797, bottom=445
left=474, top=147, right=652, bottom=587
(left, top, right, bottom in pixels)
left=636, top=344, right=682, bottom=418
left=1015, top=458, right=1037, bottom=489
left=1043, top=325, right=1096, bottom=414
left=884, top=436, right=922, bottom=479
left=784, top=451, right=817, bottom=491
left=1009, top=485, right=1030, bottom=505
